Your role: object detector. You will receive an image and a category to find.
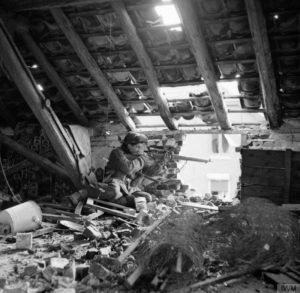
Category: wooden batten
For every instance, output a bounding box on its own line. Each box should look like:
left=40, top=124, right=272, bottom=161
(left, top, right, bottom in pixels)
left=0, top=132, right=69, bottom=179
left=174, top=0, right=231, bottom=130
left=244, top=0, right=282, bottom=129
left=0, top=96, right=15, bottom=127
left=16, top=25, right=88, bottom=126
left=50, top=8, right=136, bottom=131
left=0, top=18, right=81, bottom=187
left=7, top=0, right=107, bottom=11
left=112, top=0, right=177, bottom=130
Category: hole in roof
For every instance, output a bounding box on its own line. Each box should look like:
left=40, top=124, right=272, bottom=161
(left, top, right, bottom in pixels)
left=155, top=4, right=181, bottom=25
left=136, top=82, right=266, bottom=129
left=37, top=84, right=44, bottom=91
left=169, top=26, right=182, bottom=32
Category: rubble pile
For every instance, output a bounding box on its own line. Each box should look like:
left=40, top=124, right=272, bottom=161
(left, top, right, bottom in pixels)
left=0, top=195, right=299, bottom=292
left=0, top=195, right=174, bottom=292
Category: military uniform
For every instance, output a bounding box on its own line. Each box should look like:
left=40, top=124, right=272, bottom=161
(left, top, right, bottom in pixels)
left=96, top=132, right=161, bottom=207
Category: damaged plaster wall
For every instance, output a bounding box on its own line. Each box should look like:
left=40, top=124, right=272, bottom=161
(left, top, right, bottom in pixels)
left=249, top=124, right=300, bottom=151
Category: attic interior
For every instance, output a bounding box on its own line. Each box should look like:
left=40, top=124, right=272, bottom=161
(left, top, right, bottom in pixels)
left=0, top=0, right=300, bottom=292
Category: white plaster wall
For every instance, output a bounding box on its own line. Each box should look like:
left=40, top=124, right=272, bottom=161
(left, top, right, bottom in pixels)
left=178, top=134, right=241, bottom=200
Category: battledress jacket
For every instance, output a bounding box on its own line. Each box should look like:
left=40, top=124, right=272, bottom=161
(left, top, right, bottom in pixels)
left=101, top=147, right=149, bottom=201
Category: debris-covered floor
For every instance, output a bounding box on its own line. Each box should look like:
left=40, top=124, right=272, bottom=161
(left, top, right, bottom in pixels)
left=0, top=196, right=299, bottom=293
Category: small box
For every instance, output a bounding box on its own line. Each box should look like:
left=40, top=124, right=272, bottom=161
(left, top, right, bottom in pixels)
left=16, top=232, right=33, bottom=249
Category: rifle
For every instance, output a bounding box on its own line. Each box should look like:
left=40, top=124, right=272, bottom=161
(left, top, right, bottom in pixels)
left=147, top=147, right=211, bottom=164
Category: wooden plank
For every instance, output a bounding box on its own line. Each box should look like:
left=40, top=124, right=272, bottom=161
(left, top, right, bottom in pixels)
left=174, top=0, right=231, bottom=130
left=125, top=264, right=144, bottom=288
left=138, top=128, right=269, bottom=135
left=241, top=167, right=285, bottom=187
left=245, top=0, right=282, bottom=128
left=92, top=198, right=131, bottom=211
left=130, top=109, right=264, bottom=117
left=241, top=149, right=285, bottom=168
left=283, top=149, right=292, bottom=203
left=33, top=227, right=56, bottom=238
left=50, top=8, right=136, bottom=131
left=7, top=0, right=109, bottom=11
left=0, top=19, right=81, bottom=187
left=241, top=185, right=283, bottom=204
left=190, top=268, right=256, bottom=290
left=85, top=198, right=136, bottom=220
left=111, top=1, right=177, bottom=130
left=177, top=201, right=219, bottom=211
left=289, top=188, right=300, bottom=204
left=117, top=210, right=171, bottom=264
left=292, top=152, right=300, bottom=162
left=263, top=272, right=297, bottom=285
left=281, top=204, right=300, bottom=211
left=0, top=132, right=69, bottom=179
left=17, top=27, right=88, bottom=125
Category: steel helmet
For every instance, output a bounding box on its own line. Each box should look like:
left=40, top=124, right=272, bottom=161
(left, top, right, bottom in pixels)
left=123, top=132, right=148, bottom=144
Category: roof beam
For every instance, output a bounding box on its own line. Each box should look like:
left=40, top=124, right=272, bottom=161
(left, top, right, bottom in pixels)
left=6, top=0, right=109, bottom=11
left=0, top=18, right=81, bottom=187
left=111, top=0, right=177, bottom=130
left=174, top=0, right=231, bottom=130
left=0, top=132, right=69, bottom=179
left=50, top=8, right=136, bottom=131
left=15, top=24, right=88, bottom=126
left=244, top=0, right=282, bottom=129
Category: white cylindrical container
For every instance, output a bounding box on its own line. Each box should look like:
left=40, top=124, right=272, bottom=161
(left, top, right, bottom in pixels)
left=0, top=201, right=42, bottom=233
left=134, top=197, right=148, bottom=212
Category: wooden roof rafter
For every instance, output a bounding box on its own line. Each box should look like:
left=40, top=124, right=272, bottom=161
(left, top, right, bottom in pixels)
left=111, top=0, right=177, bottom=130
left=7, top=0, right=110, bottom=11
left=14, top=22, right=89, bottom=126
left=0, top=18, right=82, bottom=187
left=244, top=0, right=282, bottom=129
left=174, top=0, right=232, bottom=130
left=0, top=132, right=69, bottom=179
left=50, top=7, right=136, bottom=131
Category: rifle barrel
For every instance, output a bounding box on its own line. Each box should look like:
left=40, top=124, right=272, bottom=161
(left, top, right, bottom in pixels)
left=173, top=155, right=210, bottom=163
left=150, top=152, right=210, bottom=163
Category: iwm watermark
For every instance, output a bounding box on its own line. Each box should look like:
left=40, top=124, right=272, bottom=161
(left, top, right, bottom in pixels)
left=277, top=284, right=300, bottom=293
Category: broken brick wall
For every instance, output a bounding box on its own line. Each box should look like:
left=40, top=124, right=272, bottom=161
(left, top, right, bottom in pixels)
left=0, top=123, right=74, bottom=201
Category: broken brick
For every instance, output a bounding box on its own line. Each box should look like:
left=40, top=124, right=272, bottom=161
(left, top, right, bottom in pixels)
left=89, top=263, right=112, bottom=280
left=16, top=233, right=32, bottom=250
left=23, top=264, right=38, bottom=277
left=83, top=226, right=102, bottom=240
left=85, top=248, right=99, bottom=260
left=50, top=258, right=69, bottom=270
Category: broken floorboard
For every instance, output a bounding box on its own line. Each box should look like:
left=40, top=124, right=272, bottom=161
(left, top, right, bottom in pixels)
left=86, top=198, right=137, bottom=220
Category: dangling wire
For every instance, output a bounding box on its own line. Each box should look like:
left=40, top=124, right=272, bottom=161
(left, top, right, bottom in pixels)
left=0, top=150, right=22, bottom=204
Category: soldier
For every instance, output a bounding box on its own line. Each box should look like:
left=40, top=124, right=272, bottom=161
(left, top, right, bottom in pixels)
left=96, top=132, right=162, bottom=208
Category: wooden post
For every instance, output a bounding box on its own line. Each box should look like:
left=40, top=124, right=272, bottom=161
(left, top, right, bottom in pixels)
left=117, top=210, right=171, bottom=265
left=112, top=0, right=177, bottom=130
left=283, top=149, right=291, bottom=204
left=50, top=8, right=136, bottom=131
left=15, top=24, right=88, bottom=126
left=0, top=132, right=69, bottom=179
left=244, top=0, right=282, bottom=128
left=174, top=0, right=231, bottom=130
left=0, top=18, right=81, bottom=187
